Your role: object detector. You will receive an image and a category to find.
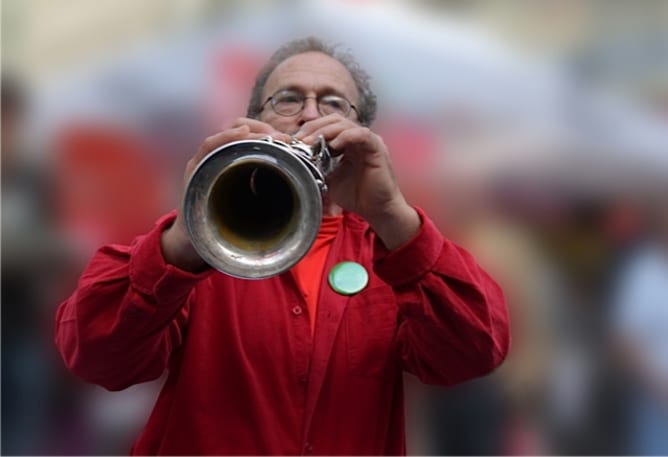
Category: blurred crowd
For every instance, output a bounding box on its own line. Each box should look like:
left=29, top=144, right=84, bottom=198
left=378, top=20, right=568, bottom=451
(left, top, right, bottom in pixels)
left=2, top=1, right=668, bottom=455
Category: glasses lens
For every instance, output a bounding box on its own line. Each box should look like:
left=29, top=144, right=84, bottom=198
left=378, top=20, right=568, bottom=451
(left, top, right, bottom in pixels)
left=271, top=90, right=304, bottom=115
left=318, top=95, right=351, bottom=116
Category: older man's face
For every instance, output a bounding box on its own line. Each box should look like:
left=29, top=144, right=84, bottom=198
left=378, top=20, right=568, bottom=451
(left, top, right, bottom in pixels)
left=259, top=51, right=359, bottom=135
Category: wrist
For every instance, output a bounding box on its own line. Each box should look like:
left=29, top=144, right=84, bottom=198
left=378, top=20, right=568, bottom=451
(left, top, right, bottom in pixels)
left=367, top=199, right=421, bottom=250
left=160, top=219, right=209, bottom=273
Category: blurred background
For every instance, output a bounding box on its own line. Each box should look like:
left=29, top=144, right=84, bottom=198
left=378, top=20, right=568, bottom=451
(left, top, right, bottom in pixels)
left=2, top=0, right=668, bottom=454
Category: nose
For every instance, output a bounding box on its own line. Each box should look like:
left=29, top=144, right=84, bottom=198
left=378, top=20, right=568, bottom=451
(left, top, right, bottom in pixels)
left=298, top=97, right=320, bottom=125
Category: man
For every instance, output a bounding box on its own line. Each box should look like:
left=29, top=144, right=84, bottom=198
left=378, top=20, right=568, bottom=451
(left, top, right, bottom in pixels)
left=55, top=36, right=510, bottom=455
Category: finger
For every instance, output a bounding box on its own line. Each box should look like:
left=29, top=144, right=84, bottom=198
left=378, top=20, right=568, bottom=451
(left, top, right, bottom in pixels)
left=231, top=117, right=273, bottom=131
left=327, top=126, right=377, bottom=152
left=300, top=120, right=354, bottom=145
left=197, top=125, right=250, bottom=158
left=325, top=157, right=353, bottom=183
left=244, top=132, right=289, bottom=141
left=294, top=114, right=350, bottom=139
left=232, top=118, right=291, bottom=142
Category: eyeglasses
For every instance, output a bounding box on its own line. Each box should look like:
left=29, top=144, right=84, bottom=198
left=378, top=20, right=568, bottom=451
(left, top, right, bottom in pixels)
left=262, top=89, right=359, bottom=118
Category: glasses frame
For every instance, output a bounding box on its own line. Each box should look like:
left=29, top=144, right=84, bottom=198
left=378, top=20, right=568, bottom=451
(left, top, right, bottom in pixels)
left=261, top=89, right=359, bottom=118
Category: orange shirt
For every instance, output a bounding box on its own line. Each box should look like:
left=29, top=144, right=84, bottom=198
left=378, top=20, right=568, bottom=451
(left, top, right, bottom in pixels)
left=291, top=215, right=343, bottom=334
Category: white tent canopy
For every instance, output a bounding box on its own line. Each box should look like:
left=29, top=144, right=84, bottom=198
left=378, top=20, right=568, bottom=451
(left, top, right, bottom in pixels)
left=31, top=1, right=668, bottom=194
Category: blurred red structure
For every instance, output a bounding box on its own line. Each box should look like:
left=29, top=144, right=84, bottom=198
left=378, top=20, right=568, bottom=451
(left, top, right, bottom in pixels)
left=206, top=45, right=265, bottom=129
left=53, top=124, right=169, bottom=251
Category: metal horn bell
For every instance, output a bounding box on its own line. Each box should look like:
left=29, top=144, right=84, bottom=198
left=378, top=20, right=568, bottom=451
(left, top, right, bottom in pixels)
left=182, top=136, right=336, bottom=279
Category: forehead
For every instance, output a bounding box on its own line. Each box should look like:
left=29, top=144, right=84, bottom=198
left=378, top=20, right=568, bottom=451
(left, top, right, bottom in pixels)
left=263, top=51, right=358, bottom=101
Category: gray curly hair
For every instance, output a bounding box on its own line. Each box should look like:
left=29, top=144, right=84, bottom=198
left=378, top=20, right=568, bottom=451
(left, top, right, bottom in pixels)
left=246, top=36, right=377, bottom=127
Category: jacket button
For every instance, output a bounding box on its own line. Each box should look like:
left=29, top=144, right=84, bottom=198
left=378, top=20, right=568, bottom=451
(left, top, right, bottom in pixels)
left=291, top=305, right=303, bottom=316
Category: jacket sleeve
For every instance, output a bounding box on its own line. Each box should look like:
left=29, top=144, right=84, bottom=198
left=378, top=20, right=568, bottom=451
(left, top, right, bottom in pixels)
left=373, top=207, right=510, bottom=386
left=54, top=211, right=214, bottom=391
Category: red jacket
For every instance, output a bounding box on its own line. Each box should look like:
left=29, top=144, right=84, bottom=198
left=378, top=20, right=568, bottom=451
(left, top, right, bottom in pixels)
left=55, top=208, right=509, bottom=455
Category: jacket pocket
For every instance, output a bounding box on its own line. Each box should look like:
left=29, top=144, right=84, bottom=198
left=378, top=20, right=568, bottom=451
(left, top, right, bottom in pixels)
left=344, top=286, right=399, bottom=381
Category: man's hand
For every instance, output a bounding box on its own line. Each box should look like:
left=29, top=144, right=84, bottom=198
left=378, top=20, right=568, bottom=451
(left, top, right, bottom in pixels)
left=161, top=119, right=291, bottom=272
left=296, top=114, right=420, bottom=250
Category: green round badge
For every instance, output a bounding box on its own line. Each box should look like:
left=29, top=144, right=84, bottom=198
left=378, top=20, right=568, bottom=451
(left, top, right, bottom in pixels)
left=328, top=261, right=369, bottom=295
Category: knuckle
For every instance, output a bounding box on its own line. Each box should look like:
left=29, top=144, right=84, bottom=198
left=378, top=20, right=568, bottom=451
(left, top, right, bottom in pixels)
left=201, top=132, right=232, bottom=154
left=201, top=136, right=217, bottom=151
left=346, top=127, right=365, bottom=140
left=359, top=127, right=372, bottom=137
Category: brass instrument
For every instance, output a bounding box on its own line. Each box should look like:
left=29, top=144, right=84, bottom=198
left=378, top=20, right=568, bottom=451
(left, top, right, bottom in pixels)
left=182, top=136, right=337, bottom=279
